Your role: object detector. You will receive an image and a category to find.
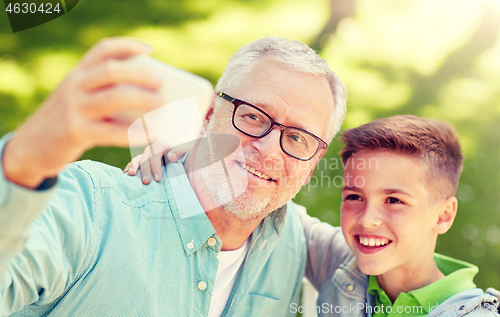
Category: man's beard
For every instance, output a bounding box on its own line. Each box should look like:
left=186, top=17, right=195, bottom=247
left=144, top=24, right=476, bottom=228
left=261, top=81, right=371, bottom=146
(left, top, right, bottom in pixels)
left=197, top=149, right=306, bottom=221
left=199, top=165, right=274, bottom=221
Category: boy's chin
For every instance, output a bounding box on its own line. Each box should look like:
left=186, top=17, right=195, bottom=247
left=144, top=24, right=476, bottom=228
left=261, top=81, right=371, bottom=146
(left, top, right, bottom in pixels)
left=356, top=261, right=387, bottom=276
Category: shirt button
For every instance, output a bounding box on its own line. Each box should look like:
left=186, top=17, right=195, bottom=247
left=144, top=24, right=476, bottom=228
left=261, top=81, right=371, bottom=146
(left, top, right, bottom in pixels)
left=187, top=242, right=194, bottom=249
left=347, top=284, right=354, bottom=292
left=198, top=281, right=207, bottom=291
left=207, top=238, right=217, bottom=247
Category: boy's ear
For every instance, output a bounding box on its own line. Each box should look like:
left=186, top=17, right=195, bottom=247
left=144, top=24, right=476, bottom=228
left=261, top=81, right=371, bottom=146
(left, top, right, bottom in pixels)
left=433, top=196, right=458, bottom=234
left=303, top=148, right=327, bottom=185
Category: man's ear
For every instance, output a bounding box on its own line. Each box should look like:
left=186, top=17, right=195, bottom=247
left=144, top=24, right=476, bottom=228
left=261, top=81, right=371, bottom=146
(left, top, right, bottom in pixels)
left=303, top=148, right=327, bottom=185
left=203, top=94, right=216, bottom=131
left=433, top=196, right=458, bottom=234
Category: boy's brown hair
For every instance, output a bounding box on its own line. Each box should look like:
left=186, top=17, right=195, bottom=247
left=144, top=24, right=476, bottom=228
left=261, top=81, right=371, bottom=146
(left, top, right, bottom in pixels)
left=339, top=115, right=464, bottom=202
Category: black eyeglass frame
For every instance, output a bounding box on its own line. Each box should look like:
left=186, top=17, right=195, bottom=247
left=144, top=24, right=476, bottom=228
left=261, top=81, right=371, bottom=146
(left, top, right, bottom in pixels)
left=217, top=92, right=328, bottom=161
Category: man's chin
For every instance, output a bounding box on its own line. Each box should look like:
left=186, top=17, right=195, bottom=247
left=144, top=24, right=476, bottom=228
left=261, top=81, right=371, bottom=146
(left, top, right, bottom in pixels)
left=198, top=164, right=295, bottom=222
left=222, top=193, right=273, bottom=222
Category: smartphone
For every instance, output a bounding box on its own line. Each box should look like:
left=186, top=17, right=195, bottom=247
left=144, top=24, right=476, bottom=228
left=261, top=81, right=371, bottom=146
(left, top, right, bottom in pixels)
left=113, top=55, right=213, bottom=124
left=119, top=55, right=214, bottom=158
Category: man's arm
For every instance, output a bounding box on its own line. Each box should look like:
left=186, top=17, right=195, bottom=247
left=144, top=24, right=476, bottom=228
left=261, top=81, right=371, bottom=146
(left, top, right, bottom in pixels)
left=3, top=37, right=162, bottom=188
left=296, top=204, right=353, bottom=291
left=0, top=157, right=99, bottom=315
left=0, top=37, right=161, bottom=314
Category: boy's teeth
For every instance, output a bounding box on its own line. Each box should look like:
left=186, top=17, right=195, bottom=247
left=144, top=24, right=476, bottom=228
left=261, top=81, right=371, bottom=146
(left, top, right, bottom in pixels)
left=359, top=236, right=389, bottom=247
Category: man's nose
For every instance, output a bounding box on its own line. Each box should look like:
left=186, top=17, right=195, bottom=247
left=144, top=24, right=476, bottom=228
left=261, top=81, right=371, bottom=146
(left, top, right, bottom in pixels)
left=357, top=202, right=383, bottom=228
left=251, top=128, right=282, bottom=159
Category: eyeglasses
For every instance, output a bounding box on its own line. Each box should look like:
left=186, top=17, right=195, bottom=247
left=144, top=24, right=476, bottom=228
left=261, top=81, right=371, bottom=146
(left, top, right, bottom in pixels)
left=217, top=92, right=328, bottom=161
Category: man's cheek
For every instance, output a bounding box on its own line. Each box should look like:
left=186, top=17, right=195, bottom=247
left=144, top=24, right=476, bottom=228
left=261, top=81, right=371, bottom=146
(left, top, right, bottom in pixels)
left=302, top=167, right=316, bottom=185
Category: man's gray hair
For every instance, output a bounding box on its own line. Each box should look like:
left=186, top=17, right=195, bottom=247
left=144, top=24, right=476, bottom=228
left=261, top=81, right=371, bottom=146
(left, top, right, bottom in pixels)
left=215, top=36, right=347, bottom=142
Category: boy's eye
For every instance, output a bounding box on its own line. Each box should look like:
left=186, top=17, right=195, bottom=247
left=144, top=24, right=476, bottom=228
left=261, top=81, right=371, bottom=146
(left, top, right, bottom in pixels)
left=386, top=197, right=403, bottom=204
left=345, top=194, right=361, bottom=201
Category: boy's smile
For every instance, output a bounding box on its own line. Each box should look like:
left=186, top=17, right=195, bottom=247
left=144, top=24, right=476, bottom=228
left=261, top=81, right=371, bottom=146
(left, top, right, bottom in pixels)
left=341, top=151, right=444, bottom=277
left=355, top=234, right=392, bottom=254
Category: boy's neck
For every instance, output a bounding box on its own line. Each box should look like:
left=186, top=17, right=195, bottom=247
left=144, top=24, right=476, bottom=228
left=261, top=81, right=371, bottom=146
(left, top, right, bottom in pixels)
left=376, top=257, right=445, bottom=303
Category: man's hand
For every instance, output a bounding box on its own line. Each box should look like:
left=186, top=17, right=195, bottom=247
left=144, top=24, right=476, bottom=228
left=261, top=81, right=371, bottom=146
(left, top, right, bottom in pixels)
left=2, top=37, right=164, bottom=188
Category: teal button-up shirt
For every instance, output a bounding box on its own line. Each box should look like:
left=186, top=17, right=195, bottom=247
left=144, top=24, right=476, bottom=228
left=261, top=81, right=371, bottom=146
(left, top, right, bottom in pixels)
left=0, top=134, right=306, bottom=316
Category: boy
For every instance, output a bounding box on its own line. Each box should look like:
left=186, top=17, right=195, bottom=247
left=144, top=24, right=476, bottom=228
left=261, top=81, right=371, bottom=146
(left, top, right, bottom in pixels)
left=301, top=115, right=500, bottom=316
left=126, top=115, right=500, bottom=316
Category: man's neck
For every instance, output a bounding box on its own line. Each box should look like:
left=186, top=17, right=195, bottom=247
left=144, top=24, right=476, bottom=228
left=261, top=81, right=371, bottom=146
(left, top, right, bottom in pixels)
left=184, top=148, right=264, bottom=251
left=376, top=254, right=445, bottom=303
left=205, top=208, right=262, bottom=250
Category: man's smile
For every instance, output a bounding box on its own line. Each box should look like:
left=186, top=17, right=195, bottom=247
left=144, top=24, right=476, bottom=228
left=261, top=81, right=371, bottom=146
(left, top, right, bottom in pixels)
left=237, top=161, right=276, bottom=182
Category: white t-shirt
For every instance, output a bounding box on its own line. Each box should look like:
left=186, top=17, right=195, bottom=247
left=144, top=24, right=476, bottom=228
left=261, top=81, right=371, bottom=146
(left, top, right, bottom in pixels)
left=208, top=239, right=250, bottom=317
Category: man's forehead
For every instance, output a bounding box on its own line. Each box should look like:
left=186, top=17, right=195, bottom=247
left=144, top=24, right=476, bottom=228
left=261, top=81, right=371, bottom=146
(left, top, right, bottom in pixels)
left=229, top=57, right=335, bottom=139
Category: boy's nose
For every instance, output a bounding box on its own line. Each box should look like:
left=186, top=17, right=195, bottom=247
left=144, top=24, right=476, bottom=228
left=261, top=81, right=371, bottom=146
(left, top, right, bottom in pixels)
left=357, top=203, right=383, bottom=228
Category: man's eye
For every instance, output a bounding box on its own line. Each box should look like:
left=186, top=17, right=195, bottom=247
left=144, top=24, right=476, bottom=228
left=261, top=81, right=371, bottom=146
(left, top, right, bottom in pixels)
left=289, top=133, right=305, bottom=144
left=345, top=194, right=361, bottom=201
left=244, top=113, right=260, bottom=121
left=386, top=197, right=403, bottom=204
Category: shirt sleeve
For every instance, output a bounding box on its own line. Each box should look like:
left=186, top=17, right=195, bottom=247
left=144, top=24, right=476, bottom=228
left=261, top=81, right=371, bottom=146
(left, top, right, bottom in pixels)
left=0, top=133, right=98, bottom=316
left=296, top=203, right=353, bottom=291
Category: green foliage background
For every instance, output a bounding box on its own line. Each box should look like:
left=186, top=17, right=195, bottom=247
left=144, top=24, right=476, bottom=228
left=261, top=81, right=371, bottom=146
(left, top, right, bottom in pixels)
left=1, top=0, right=499, bottom=290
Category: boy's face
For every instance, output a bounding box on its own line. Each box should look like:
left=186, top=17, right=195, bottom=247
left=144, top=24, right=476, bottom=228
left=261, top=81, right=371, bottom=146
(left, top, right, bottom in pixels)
left=341, top=151, right=446, bottom=276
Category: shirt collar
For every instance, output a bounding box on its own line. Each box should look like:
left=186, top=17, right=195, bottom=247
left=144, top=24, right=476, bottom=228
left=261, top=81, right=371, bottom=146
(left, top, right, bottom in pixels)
left=164, top=154, right=217, bottom=256
left=368, top=275, right=393, bottom=308
left=410, top=253, right=477, bottom=313
left=368, top=253, right=478, bottom=313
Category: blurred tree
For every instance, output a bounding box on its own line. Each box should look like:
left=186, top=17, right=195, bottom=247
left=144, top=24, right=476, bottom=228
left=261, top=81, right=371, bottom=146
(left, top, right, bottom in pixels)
left=310, top=0, right=356, bottom=52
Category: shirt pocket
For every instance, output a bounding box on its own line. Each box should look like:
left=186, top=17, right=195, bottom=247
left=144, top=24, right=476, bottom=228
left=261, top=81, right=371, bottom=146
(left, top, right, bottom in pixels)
left=238, top=293, right=284, bottom=316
